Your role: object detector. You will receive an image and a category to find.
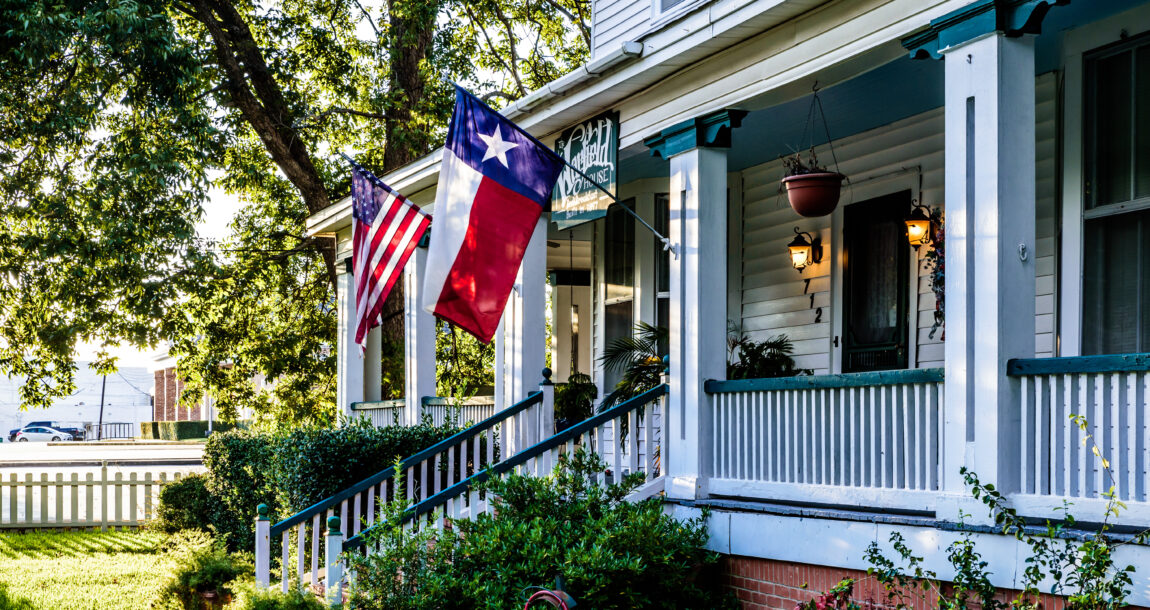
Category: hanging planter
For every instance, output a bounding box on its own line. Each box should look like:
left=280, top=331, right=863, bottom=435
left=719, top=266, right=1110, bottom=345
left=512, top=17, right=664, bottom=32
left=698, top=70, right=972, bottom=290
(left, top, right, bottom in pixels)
left=780, top=85, right=847, bottom=217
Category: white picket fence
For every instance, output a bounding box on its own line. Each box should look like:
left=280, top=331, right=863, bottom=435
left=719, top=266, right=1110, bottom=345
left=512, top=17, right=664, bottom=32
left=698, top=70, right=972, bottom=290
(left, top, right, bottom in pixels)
left=705, top=370, right=944, bottom=508
left=350, top=397, right=497, bottom=428
left=0, top=464, right=201, bottom=529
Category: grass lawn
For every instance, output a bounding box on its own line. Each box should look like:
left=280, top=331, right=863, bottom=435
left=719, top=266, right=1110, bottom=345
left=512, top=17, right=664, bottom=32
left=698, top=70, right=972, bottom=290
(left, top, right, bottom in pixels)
left=0, top=529, right=174, bottom=610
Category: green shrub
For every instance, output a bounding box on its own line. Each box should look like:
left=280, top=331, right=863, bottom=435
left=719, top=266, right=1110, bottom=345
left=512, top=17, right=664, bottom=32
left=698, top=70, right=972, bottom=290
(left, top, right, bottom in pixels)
left=155, top=473, right=215, bottom=534
left=229, top=582, right=327, bottom=610
left=347, top=449, right=737, bottom=610
left=140, top=421, right=239, bottom=440
left=272, top=417, right=459, bottom=513
left=202, top=429, right=279, bottom=553
left=154, top=531, right=253, bottom=609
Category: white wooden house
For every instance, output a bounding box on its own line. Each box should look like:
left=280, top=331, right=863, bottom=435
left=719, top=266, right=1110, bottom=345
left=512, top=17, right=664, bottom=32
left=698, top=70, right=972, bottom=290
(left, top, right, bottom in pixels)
left=297, top=0, right=1150, bottom=606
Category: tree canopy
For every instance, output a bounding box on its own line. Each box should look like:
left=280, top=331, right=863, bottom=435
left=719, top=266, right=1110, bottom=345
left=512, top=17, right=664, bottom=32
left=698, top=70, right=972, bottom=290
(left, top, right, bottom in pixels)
left=0, top=0, right=588, bottom=419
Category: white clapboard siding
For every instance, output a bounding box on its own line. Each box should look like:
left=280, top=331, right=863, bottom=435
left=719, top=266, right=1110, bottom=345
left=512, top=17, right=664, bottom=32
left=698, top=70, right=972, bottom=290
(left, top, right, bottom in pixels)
left=592, top=0, right=650, bottom=59
left=738, top=73, right=1059, bottom=372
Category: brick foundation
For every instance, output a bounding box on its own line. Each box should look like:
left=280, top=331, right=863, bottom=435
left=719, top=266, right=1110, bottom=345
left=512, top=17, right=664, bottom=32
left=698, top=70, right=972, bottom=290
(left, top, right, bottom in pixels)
left=722, top=555, right=1148, bottom=610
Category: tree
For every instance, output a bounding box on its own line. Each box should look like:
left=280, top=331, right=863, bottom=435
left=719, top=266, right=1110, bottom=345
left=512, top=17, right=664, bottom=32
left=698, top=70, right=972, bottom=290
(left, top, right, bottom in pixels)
left=0, top=0, right=589, bottom=415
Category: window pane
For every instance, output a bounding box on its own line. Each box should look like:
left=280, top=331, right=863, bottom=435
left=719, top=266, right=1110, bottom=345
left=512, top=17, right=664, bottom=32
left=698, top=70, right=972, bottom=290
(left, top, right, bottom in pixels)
left=655, top=194, right=670, bottom=294
left=1136, top=46, right=1150, bottom=198
left=603, top=301, right=633, bottom=391
left=604, top=203, right=634, bottom=303
left=1088, top=50, right=1133, bottom=207
left=1083, top=210, right=1149, bottom=354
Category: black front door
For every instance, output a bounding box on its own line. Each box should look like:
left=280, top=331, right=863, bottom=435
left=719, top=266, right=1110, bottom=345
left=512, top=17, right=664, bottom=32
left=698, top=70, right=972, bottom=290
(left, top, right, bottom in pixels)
left=842, top=191, right=911, bottom=372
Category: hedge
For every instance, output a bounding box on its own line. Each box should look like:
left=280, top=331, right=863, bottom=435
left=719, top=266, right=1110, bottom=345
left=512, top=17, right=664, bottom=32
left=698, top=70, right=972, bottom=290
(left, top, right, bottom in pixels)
left=139, top=421, right=239, bottom=440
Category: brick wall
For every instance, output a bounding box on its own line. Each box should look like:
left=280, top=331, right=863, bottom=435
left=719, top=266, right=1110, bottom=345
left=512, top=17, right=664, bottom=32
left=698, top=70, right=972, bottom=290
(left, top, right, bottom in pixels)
left=152, top=366, right=203, bottom=422
left=722, top=555, right=1147, bottom=610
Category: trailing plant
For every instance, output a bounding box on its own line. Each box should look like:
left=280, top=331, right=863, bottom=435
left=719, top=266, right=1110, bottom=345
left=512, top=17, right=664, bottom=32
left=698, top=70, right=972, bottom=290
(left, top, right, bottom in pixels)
left=599, top=322, right=667, bottom=410
left=727, top=324, right=811, bottom=379
left=347, top=449, right=737, bottom=610
left=554, top=372, right=597, bottom=430
left=853, top=413, right=1150, bottom=609
left=154, top=473, right=215, bottom=534
left=922, top=209, right=945, bottom=340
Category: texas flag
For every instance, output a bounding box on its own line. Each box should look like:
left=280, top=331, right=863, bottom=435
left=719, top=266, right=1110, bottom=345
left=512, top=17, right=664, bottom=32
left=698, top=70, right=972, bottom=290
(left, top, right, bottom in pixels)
left=422, top=87, right=564, bottom=342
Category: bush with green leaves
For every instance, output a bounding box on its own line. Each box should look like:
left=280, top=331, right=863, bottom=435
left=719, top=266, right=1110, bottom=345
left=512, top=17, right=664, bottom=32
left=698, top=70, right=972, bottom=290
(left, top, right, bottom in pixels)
left=202, top=429, right=280, bottom=553
left=154, top=473, right=215, bottom=534
left=228, top=582, right=328, bottom=610
left=271, top=417, right=459, bottom=513
left=154, top=531, right=253, bottom=609
left=347, top=449, right=737, bottom=610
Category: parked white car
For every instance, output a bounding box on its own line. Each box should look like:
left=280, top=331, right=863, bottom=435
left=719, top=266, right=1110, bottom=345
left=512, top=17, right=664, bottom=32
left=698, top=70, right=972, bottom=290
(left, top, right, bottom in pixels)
left=13, top=426, right=73, bottom=442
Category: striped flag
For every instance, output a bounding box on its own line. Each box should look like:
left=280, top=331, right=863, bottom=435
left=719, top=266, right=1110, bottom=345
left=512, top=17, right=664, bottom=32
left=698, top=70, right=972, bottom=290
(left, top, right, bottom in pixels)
left=351, top=162, right=431, bottom=350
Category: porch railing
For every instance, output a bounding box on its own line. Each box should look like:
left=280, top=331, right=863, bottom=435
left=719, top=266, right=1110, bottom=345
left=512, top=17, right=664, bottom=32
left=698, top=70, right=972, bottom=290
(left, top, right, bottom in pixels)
left=1008, top=354, right=1150, bottom=505
left=705, top=369, right=944, bottom=508
left=343, top=383, right=668, bottom=552
left=349, top=396, right=497, bottom=428
left=261, top=386, right=549, bottom=591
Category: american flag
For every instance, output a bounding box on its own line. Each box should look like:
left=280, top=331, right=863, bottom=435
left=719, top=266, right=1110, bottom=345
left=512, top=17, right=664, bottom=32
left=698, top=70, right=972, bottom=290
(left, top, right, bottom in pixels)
left=351, top=161, right=431, bottom=350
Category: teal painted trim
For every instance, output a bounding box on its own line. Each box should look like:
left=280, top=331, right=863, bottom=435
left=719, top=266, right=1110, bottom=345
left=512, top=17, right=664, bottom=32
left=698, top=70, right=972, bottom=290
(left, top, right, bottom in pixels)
left=643, top=109, right=748, bottom=159
left=271, top=391, right=543, bottom=537
left=344, top=384, right=669, bottom=552
left=349, top=399, right=405, bottom=411
left=901, top=0, right=1070, bottom=60
left=704, top=368, right=945, bottom=394
left=1007, top=354, right=1150, bottom=376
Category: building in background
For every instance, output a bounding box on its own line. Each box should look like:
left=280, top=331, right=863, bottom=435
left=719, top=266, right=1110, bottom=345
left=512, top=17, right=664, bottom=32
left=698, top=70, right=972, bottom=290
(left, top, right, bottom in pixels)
left=0, top=364, right=153, bottom=439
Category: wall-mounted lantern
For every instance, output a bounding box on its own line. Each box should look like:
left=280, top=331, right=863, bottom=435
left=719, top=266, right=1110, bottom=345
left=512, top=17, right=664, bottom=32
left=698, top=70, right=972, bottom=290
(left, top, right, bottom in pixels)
left=904, top=202, right=935, bottom=249
left=787, top=227, right=822, bottom=273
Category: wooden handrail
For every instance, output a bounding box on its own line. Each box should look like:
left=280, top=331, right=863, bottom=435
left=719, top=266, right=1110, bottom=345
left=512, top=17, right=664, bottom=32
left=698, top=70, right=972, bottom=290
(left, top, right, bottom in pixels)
left=704, top=368, right=944, bottom=394
left=1007, top=353, right=1150, bottom=376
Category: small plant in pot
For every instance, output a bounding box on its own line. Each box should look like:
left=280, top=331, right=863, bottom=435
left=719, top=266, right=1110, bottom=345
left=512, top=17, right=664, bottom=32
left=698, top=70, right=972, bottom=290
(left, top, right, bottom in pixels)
left=781, top=147, right=844, bottom=217
left=554, top=372, right=596, bottom=432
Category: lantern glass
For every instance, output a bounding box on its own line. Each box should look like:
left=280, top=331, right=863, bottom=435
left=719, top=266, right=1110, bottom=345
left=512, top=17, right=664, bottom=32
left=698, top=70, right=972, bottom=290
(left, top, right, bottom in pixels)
left=905, top=218, right=931, bottom=247
left=790, top=243, right=811, bottom=269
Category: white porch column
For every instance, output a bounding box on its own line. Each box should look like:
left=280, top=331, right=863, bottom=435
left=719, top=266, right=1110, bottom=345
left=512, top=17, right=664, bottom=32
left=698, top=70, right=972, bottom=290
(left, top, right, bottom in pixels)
left=494, top=217, right=548, bottom=409
left=336, top=262, right=364, bottom=420
left=941, top=33, right=1036, bottom=501
left=645, top=109, right=743, bottom=500
left=364, top=327, right=382, bottom=403
left=551, top=278, right=574, bottom=382
left=404, top=247, right=437, bottom=423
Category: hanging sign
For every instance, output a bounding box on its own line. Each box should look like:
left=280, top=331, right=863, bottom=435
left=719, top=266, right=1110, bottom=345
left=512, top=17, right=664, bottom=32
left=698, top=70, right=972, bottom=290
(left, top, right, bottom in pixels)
left=551, top=110, right=618, bottom=229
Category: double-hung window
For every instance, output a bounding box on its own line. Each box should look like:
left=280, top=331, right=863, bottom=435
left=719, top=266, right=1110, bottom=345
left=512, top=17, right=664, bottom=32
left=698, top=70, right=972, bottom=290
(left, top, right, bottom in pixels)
left=1082, top=36, right=1150, bottom=354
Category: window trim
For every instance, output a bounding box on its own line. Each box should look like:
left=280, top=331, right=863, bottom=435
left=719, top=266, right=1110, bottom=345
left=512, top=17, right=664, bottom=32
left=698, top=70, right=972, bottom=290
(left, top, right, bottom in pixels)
left=1060, top=5, right=1150, bottom=357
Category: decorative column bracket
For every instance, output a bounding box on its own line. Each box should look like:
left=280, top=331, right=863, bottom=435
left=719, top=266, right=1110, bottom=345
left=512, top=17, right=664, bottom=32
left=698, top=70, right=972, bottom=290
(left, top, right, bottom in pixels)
left=901, top=0, right=1069, bottom=60
left=643, top=109, right=748, bottom=159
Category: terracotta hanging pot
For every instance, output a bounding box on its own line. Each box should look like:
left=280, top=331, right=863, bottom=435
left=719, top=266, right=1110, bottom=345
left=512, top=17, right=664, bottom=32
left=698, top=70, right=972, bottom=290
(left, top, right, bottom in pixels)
left=782, top=172, right=844, bottom=217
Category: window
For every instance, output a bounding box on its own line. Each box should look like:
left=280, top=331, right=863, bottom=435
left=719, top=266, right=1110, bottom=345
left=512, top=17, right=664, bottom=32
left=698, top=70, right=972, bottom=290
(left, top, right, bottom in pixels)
left=654, top=194, right=671, bottom=355
left=842, top=191, right=911, bottom=373
left=603, top=201, right=635, bottom=390
left=1083, top=36, right=1150, bottom=353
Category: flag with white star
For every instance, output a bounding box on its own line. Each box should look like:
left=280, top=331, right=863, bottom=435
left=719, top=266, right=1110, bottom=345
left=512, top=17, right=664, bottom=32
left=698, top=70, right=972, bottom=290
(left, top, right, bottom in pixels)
left=422, top=86, right=564, bottom=343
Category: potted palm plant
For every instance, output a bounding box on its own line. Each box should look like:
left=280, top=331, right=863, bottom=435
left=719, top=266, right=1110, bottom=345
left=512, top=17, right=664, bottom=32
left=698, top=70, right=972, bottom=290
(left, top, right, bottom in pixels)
left=781, top=148, right=844, bottom=217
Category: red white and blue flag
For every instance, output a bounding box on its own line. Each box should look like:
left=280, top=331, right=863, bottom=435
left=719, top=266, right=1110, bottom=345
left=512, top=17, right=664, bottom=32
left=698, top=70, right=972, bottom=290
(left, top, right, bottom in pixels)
left=422, top=87, right=564, bottom=342
left=351, top=161, right=431, bottom=350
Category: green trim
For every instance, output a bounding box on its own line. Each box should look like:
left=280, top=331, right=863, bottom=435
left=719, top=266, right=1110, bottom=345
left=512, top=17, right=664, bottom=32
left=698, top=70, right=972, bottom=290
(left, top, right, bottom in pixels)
left=1007, top=354, right=1150, bottom=376
left=705, top=368, right=945, bottom=394
left=271, top=391, right=543, bottom=537
left=256, top=504, right=269, bottom=521
left=643, top=109, right=747, bottom=159
left=349, top=399, right=405, bottom=411
left=344, top=384, right=669, bottom=552
left=327, top=515, right=341, bottom=534
left=901, top=0, right=1070, bottom=60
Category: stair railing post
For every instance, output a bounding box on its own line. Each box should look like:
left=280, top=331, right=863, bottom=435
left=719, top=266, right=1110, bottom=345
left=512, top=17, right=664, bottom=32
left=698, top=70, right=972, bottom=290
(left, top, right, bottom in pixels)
left=540, top=368, right=555, bottom=441
left=325, top=515, right=343, bottom=607
left=254, top=504, right=270, bottom=587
